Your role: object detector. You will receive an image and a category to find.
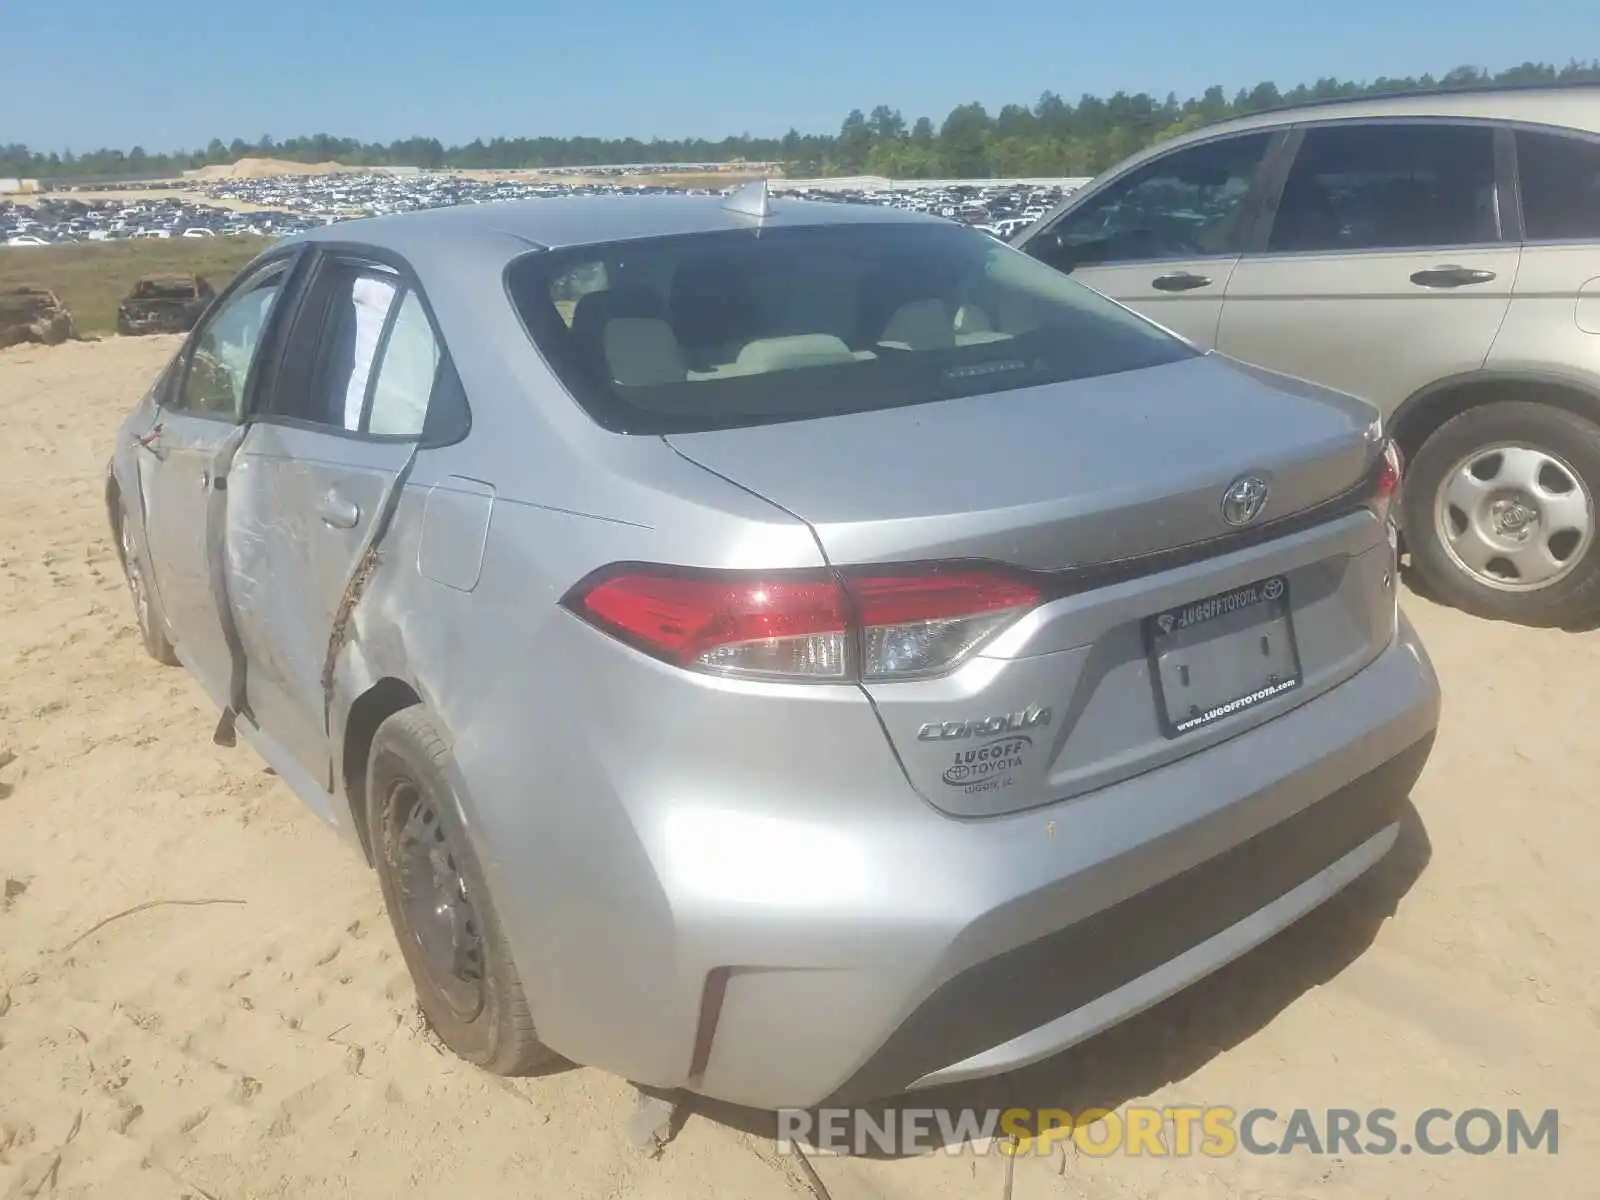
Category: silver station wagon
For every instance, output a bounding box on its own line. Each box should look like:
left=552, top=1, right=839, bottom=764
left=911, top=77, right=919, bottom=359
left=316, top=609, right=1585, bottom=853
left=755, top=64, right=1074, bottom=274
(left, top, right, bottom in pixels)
left=1018, top=83, right=1600, bottom=627
left=108, top=187, right=1440, bottom=1108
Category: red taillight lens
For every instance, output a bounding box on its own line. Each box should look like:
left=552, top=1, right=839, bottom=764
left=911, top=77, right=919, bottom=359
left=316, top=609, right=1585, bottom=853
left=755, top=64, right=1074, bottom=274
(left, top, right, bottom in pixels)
left=572, top=570, right=850, bottom=678
left=565, top=564, right=1041, bottom=682
left=1370, top=439, right=1403, bottom=522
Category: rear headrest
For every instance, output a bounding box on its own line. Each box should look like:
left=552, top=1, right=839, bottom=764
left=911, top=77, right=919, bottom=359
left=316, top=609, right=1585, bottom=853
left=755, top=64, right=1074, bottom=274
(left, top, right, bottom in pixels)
left=570, top=288, right=668, bottom=369
left=603, top=318, right=686, bottom=386
left=669, top=257, right=761, bottom=356
left=880, top=299, right=955, bottom=351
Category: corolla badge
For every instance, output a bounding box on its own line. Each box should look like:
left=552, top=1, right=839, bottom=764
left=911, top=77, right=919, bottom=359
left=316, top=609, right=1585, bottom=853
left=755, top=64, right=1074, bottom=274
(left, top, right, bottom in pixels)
left=1221, top=475, right=1270, bottom=527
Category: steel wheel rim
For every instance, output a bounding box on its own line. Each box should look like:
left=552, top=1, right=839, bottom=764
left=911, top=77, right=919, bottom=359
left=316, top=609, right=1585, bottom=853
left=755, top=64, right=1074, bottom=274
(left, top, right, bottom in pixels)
left=1432, top=442, right=1595, bottom=593
left=390, top=780, right=486, bottom=1022
left=120, top=518, right=151, bottom=633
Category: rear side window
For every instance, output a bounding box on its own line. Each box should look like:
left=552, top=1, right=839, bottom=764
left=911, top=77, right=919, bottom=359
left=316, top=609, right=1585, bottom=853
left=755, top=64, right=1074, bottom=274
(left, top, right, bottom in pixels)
left=507, top=223, right=1193, bottom=434
left=267, top=256, right=464, bottom=441
left=367, top=291, right=442, bottom=436
left=1517, top=129, right=1600, bottom=241
left=1268, top=123, right=1499, bottom=253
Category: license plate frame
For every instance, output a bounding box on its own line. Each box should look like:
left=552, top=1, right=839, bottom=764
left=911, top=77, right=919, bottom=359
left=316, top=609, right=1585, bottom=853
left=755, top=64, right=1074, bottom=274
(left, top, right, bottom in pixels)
left=1145, top=574, right=1303, bottom=739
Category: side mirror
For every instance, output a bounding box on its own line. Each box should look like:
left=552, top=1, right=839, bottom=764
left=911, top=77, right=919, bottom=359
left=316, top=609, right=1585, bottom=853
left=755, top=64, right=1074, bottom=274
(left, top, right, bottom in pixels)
left=1024, top=229, right=1077, bottom=273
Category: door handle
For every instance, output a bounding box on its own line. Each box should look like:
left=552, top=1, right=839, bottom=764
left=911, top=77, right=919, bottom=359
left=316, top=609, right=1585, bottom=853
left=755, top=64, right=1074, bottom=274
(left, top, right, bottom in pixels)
left=317, top=490, right=360, bottom=529
left=1409, top=265, right=1497, bottom=288
left=1151, top=271, right=1213, bottom=292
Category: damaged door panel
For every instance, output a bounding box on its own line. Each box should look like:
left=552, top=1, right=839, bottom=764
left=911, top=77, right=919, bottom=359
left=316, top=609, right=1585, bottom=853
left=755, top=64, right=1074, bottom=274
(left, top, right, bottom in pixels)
left=139, top=412, right=239, bottom=704
left=219, top=251, right=462, bottom=808
left=227, top=424, right=416, bottom=796
left=139, top=262, right=293, bottom=707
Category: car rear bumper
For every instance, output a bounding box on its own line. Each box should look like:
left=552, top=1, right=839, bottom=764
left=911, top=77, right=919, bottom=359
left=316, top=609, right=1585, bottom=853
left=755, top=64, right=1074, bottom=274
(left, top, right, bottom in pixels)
left=468, top=611, right=1438, bottom=1111
left=830, top=736, right=1425, bottom=1102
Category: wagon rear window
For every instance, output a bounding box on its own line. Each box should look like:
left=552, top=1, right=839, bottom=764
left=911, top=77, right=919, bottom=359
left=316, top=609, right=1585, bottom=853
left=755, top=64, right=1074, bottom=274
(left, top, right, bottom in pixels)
left=506, top=222, right=1192, bottom=434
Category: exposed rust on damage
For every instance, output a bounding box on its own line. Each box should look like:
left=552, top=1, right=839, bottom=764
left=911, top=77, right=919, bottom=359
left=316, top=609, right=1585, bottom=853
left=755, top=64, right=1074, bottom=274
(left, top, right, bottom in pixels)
left=322, top=544, right=384, bottom=712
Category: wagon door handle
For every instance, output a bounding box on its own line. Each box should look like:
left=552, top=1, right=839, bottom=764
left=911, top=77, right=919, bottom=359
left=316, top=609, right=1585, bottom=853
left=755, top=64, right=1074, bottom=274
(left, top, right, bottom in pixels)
left=317, top=490, right=360, bottom=529
left=1150, top=271, right=1214, bottom=292
left=1409, top=265, right=1497, bottom=288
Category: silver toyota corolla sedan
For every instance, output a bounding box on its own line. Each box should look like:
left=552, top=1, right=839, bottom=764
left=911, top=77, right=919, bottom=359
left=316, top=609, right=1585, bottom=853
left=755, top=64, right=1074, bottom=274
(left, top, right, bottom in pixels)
left=107, top=186, right=1441, bottom=1109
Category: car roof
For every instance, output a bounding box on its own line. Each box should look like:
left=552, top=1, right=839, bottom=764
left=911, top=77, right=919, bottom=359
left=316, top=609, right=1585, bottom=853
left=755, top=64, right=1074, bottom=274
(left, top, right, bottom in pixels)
left=1164, top=82, right=1600, bottom=146
left=1106, top=83, right=1600, bottom=177
left=1210, top=82, right=1600, bottom=135
left=283, top=193, right=953, bottom=261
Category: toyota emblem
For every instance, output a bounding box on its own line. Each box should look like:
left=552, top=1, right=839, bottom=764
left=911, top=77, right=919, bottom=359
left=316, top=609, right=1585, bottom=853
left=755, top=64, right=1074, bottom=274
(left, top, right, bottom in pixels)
left=1221, top=476, right=1270, bottom=527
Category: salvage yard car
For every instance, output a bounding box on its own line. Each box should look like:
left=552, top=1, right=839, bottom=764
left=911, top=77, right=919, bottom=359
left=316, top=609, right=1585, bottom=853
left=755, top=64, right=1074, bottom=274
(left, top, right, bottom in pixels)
left=0, top=285, right=75, bottom=347
left=116, top=272, right=216, bottom=336
left=107, top=187, right=1440, bottom=1109
left=1018, top=82, right=1600, bottom=626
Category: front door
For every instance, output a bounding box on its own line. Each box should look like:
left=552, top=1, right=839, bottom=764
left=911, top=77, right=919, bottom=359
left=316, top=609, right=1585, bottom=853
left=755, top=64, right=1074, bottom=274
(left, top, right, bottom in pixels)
left=1019, top=130, right=1277, bottom=349
left=1216, top=121, right=1519, bottom=415
left=139, top=262, right=291, bottom=705
left=227, top=257, right=449, bottom=794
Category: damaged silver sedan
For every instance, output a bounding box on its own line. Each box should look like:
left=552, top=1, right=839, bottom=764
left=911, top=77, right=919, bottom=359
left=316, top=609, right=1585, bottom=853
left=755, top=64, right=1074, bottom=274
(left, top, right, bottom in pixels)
left=108, top=188, right=1440, bottom=1109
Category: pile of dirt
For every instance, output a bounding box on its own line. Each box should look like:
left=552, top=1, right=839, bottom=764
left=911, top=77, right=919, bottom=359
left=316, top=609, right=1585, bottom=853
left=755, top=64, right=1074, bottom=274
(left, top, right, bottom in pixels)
left=183, top=158, right=365, bottom=181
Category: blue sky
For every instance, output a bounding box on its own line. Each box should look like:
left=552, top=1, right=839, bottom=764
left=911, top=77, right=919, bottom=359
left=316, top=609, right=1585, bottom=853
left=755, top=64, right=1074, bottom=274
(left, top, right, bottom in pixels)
left=12, top=0, right=1590, bottom=151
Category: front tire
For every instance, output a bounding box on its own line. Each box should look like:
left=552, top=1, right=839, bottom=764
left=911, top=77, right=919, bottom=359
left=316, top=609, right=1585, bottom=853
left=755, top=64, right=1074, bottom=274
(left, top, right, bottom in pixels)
left=1402, top=401, right=1600, bottom=626
left=116, top=504, right=179, bottom=665
left=367, top=707, right=554, bottom=1075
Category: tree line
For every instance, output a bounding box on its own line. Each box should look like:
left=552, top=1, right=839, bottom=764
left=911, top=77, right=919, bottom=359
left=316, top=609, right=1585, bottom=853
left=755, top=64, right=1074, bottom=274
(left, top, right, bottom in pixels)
left=4, top=61, right=1598, bottom=184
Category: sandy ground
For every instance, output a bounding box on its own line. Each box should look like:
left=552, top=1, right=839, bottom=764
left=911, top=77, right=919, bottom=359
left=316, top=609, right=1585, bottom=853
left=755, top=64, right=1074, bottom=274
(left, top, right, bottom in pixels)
left=1, top=336, right=1597, bottom=1199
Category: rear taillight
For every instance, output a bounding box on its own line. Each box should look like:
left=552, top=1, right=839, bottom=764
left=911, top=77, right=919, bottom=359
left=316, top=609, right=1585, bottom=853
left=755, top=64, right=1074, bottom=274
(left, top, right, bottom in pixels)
left=847, top=570, right=1042, bottom=681
left=573, top=570, right=850, bottom=679
left=564, top=564, right=1041, bottom=683
left=1369, top=439, right=1403, bottom=523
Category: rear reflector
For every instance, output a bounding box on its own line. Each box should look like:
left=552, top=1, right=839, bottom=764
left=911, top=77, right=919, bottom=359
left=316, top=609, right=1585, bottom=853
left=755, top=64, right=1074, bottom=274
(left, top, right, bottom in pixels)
left=565, top=564, right=1041, bottom=682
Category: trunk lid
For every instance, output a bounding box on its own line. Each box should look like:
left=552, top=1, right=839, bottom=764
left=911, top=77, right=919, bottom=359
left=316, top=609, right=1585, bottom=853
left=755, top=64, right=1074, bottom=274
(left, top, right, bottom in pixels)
left=664, top=355, right=1379, bottom=571
left=669, top=354, right=1395, bottom=818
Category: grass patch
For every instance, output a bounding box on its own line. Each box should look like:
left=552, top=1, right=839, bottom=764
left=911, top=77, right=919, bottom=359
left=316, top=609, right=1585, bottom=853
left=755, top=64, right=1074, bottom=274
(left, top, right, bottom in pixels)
left=0, top=237, right=272, bottom=336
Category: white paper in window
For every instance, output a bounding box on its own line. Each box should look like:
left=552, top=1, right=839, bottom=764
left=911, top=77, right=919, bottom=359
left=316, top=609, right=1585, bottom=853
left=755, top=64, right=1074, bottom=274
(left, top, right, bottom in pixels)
left=344, top=275, right=399, bottom=430
left=367, top=291, right=440, bottom=437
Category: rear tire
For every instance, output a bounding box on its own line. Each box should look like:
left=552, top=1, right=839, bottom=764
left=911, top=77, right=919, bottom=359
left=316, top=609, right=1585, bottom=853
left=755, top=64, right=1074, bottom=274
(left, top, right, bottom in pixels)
left=1402, top=401, right=1600, bottom=626
left=116, top=504, right=179, bottom=665
left=367, top=707, right=554, bottom=1075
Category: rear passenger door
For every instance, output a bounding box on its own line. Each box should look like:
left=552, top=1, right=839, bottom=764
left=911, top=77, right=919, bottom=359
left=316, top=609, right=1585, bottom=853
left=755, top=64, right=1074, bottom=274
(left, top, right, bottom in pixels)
left=1486, top=127, right=1600, bottom=383
left=226, top=251, right=466, bottom=806
left=1216, top=121, right=1520, bottom=414
left=1019, top=131, right=1278, bottom=349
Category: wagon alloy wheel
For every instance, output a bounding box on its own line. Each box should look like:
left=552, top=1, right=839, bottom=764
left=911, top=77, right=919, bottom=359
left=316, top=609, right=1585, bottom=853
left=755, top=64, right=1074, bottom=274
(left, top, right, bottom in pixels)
left=1432, top=443, right=1595, bottom=592
left=390, top=779, right=486, bottom=1022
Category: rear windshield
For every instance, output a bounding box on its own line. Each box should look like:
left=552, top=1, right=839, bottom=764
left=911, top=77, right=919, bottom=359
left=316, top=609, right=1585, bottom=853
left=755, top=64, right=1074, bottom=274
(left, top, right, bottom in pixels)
left=506, top=221, right=1194, bottom=433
